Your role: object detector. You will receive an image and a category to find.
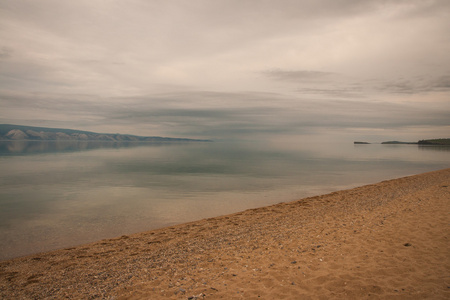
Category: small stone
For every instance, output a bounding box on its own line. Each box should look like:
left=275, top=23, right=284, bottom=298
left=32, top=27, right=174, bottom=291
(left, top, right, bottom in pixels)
left=404, top=243, right=412, bottom=247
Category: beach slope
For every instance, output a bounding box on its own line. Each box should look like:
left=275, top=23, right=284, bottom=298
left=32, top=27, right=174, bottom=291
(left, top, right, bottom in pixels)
left=1, top=168, right=449, bottom=299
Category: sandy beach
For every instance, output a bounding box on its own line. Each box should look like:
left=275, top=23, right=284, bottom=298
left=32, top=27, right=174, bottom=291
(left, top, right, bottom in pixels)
left=1, top=168, right=449, bottom=299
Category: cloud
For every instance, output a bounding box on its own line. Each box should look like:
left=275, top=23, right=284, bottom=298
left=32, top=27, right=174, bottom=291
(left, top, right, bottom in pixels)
left=0, top=0, right=449, bottom=141
left=0, top=47, right=13, bottom=59
left=262, top=67, right=450, bottom=99
left=2, top=88, right=448, bottom=142
left=262, top=69, right=337, bottom=82
left=379, top=75, right=450, bottom=94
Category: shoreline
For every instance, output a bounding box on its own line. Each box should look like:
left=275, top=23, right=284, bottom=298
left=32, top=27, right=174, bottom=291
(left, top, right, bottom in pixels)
left=1, top=168, right=449, bottom=299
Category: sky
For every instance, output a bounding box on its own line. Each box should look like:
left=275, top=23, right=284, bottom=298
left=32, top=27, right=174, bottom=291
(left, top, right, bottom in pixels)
left=0, top=0, right=449, bottom=142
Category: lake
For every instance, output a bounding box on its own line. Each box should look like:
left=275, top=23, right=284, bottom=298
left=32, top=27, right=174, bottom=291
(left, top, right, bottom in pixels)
left=0, top=140, right=448, bottom=260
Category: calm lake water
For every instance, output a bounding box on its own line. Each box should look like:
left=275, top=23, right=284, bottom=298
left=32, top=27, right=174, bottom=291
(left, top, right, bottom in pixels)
left=0, top=140, right=448, bottom=260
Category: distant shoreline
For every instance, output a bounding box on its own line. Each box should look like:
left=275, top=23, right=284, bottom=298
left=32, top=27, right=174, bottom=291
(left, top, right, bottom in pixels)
left=354, top=138, right=450, bottom=146
left=0, top=124, right=211, bottom=142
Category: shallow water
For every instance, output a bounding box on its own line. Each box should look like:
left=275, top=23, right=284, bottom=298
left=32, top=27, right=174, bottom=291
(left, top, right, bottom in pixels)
left=0, top=140, right=448, bottom=260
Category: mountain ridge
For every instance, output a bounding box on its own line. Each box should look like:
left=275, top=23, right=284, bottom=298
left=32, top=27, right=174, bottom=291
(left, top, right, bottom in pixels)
left=0, top=124, right=210, bottom=142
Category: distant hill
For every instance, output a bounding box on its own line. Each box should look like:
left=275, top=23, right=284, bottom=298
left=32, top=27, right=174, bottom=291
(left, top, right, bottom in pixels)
left=0, top=124, right=211, bottom=142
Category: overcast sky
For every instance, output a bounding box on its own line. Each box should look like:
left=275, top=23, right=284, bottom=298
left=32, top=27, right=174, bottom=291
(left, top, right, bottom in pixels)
left=1, top=0, right=449, bottom=142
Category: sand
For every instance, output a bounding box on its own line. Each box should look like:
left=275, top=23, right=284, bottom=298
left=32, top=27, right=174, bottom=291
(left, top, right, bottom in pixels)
left=1, top=168, right=449, bottom=299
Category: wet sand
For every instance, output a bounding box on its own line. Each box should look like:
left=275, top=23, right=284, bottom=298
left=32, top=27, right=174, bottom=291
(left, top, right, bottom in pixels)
left=1, top=168, right=449, bottom=299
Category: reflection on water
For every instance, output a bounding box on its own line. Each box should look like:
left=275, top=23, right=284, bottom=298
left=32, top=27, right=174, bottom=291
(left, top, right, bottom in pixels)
left=0, top=140, right=448, bottom=260
left=418, top=145, right=450, bottom=152
left=0, top=140, right=198, bottom=155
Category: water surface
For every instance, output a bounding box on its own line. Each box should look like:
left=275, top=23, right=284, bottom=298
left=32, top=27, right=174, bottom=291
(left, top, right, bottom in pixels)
left=0, top=140, right=448, bottom=260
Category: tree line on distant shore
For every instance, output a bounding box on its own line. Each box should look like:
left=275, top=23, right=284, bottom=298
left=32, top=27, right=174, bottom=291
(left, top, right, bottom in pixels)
left=417, top=139, right=450, bottom=145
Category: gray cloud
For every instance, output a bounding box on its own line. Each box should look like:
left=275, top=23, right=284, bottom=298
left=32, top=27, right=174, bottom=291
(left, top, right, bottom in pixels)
left=264, top=69, right=450, bottom=98
left=378, top=75, right=450, bottom=94
left=0, top=47, right=13, bottom=59
left=262, top=69, right=337, bottom=82
left=2, top=88, right=448, bottom=142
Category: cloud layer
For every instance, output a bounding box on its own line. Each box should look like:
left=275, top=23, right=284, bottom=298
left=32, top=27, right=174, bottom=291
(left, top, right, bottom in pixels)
left=1, top=0, right=449, bottom=141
